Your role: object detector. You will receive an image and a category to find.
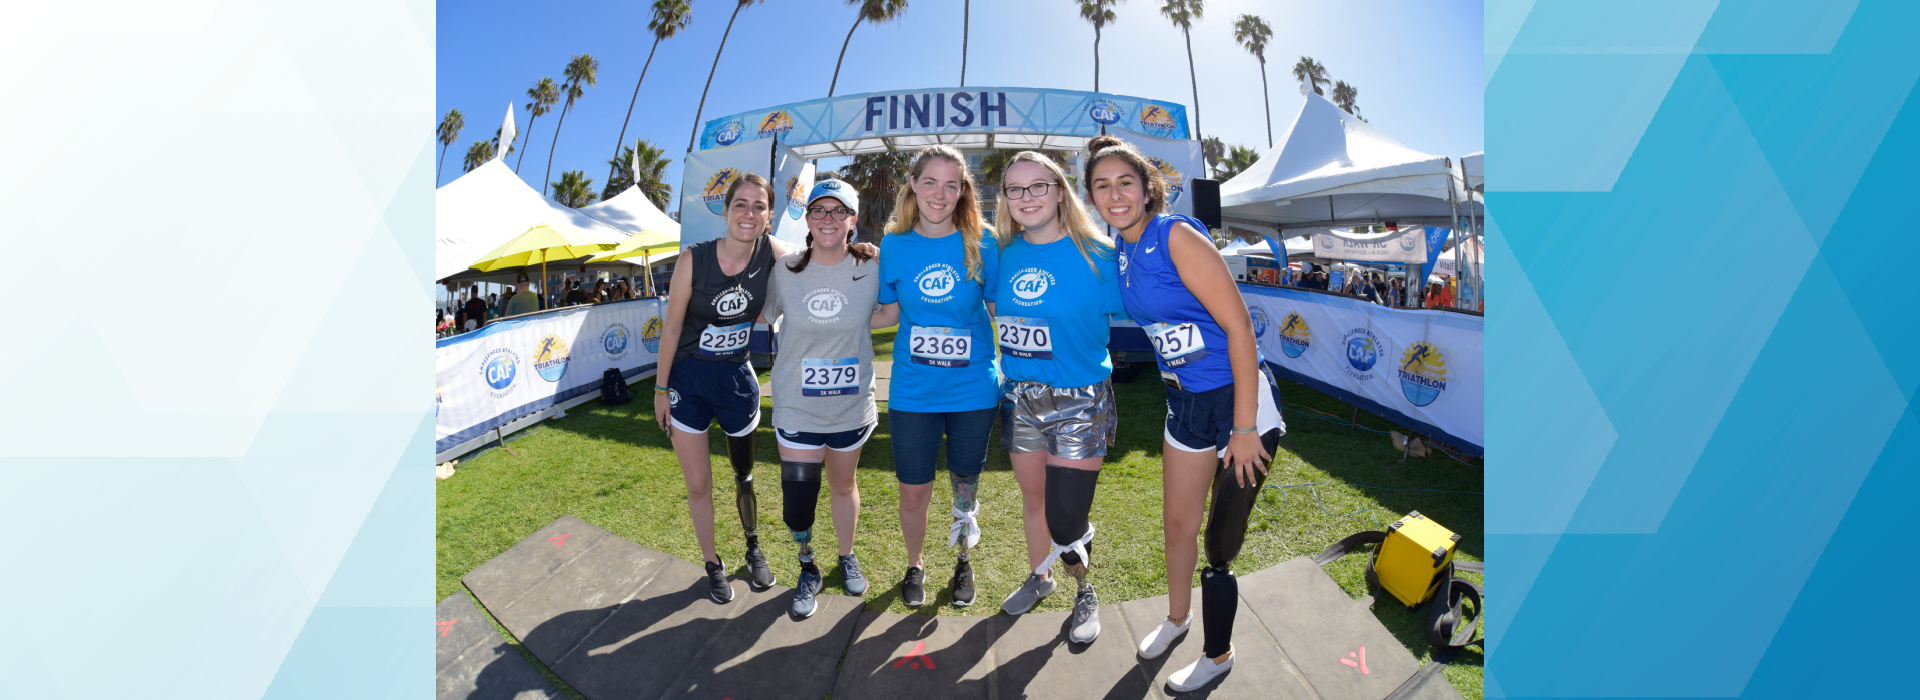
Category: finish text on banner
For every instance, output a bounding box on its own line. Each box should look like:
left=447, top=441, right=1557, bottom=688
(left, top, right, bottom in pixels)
left=699, top=87, right=1190, bottom=150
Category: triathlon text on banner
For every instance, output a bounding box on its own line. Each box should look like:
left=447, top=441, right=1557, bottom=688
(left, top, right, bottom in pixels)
left=698, top=87, right=1190, bottom=151
left=1244, top=286, right=1482, bottom=453
left=436, top=299, right=664, bottom=455
left=678, top=140, right=813, bottom=250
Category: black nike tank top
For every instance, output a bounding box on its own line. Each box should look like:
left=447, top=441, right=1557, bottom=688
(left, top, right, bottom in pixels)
left=676, top=236, right=776, bottom=363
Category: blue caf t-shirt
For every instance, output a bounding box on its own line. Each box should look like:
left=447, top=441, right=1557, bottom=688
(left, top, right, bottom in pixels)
left=878, top=229, right=1002, bottom=412
left=996, top=234, right=1124, bottom=389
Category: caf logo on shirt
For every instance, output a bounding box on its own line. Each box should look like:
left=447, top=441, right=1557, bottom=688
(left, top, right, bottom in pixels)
left=915, top=263, right=961, bottom=301
left=805, top=288, right=848, bottom=320
left=1010, top=268, right=1055, bottom=305
left=715, top=286, right=752, bottom=317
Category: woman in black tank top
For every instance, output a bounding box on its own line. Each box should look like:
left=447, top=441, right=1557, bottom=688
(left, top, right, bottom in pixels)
left=653, top=174, right=792, bottom=601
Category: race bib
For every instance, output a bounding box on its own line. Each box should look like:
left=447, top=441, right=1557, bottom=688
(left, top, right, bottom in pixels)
left=995, top=316, right=1053, bottom=360
left=698, top=321, right=752, bottom=357
left=1145, top=321, right=1207, bottom=368
left=908, top=325, right=971, bottom=367
left=800, top=357, right=861, bottom=397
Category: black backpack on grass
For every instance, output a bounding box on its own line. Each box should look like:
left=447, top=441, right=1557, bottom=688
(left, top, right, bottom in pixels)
left=600, top=368, right=632, bottom=406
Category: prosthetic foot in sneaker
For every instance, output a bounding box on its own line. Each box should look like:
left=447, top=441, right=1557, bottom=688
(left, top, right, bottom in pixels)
left=743, top=546, right=775, bottom=592
left=950, top=559, right=975, bottom=608
left=791, top=566, right=824, bottom=619
left=1168, top=649, right=1235, bottom=692
left=1069, top=584, right=1101, bottom=643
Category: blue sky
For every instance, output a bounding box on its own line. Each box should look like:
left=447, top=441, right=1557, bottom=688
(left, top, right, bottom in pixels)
left=436, top=0, right=1483, bottom=202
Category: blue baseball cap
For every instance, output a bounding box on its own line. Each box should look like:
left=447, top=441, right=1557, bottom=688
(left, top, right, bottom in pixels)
left=806, top=178, right=859, bottom=215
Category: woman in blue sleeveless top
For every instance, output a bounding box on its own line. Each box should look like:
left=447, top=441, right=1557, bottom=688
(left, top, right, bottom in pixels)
left=1083, top=135, right=1287, bottom=692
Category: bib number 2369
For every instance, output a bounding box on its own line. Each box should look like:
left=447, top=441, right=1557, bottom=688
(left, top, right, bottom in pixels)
left=1145, top=321, right=1206, bottom=368
left=698, top=322, right=752, bottom=357
left=909, top=326, right=971, bottom=367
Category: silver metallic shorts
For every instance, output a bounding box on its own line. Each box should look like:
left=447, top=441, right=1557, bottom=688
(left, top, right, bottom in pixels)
left=1001, top=379, right=1119, bottom=459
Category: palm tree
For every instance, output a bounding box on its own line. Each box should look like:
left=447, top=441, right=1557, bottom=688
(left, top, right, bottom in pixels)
left=1233, top=14, right=1274, bottom=146
left=1332, top=80, right=1359, bottom=115
left=543, top=54, right=600, bottom=196
left=609, top=0, right=693, bottom=186
left=1214, top=144, right=1259, bottom=181
left=960, top=0, right=970, bottom=86
left=1292, top=56, right=1331, bottom=97
left=830, top=0, right=910, bottom=97
left=1201, top=136, right=1224, bottom=174
left=463, top=141, right=496, bottom=173
left=551, top=170, right=599, bottom=208
left=1160, top=0, right=1205, bottom=143
left=687, top=0, right=768, bottom=154
left=604, top=138, right=675, bottom=209
left=839, top=147, right=915, bottom=243
left=436, top=108, right=463, bottom=181
left=1078, top=0, right=1121, bottom=92
left=517, top=78, right=559, bottom=173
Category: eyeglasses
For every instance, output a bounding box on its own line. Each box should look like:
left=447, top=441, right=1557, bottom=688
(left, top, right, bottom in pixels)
left=807, top=206, right=853, bottom=221
left=1003, top=182, right=1057, bottom=200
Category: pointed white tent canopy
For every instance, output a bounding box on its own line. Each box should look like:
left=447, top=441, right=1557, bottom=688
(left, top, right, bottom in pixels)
left=1463, top=151, right=1483, bottom=193
left=435, top=159, right=628, bottom=282
left=1220, top=91, right=1478, bottom=232
left=578, top=185, right=681, bottom=238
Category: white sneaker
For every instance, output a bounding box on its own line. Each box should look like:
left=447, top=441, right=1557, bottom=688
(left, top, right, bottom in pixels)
left=1167, top=650, right=1234, bottom=693
left=1137, top=610, right=1192, bottom=659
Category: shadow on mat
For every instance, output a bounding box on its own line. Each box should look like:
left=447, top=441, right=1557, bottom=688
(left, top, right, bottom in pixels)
left=459, top=640, right=566, bottom=700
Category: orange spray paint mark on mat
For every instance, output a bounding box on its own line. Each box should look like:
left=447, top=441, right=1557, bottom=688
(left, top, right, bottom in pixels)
left=893, top=640, right=936, bottom=670
left=1337, top=645, right=1369, bottom=674
left=549, top=533, right=572, bottom=547
left=437, top=620, right=457, bottom=637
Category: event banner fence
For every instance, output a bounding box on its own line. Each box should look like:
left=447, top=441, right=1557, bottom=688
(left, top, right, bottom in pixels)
left=698, top=87, right=1191, bottom=151
left=1244, top=285, right=1483, bottom=454
left=678, top=140, right=814, bottom=250
left=1308, top=225, right=1448, bottom=265
left=436, top=299, right=664, bottom=455
left=1120, top=127, right=1202, bottom=218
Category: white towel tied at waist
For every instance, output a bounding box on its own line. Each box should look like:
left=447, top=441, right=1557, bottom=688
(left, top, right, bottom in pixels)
left=949, top=502, right=981, bottom=548
left=1034, top=522, right=1096, bottom=576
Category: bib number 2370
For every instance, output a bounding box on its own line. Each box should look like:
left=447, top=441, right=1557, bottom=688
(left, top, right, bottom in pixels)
left=1145, top=322, right=1207, bottom=368
left=698, top=322, right=752, bottom=357
left=995, top=316, right=1053, bottom=360
left=909, top=326, right=971, bottom=367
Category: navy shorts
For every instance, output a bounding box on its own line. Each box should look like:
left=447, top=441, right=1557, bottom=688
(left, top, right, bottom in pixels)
left=1164, top=366, right=1287, bottom=456
left=776, top=422, right=877, bottom=452
left=666, top=359, right=762, bottom=437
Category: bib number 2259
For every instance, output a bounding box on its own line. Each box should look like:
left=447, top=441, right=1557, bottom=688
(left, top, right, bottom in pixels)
left=698, top=322, right=752, bottom=357
left=909, top=326, right=971, bottom=367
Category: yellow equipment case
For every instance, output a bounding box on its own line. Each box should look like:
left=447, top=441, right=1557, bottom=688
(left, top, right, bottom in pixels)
left=1377, top=511, right=1462, bottom=609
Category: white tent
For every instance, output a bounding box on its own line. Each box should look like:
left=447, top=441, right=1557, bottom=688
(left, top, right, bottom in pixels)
left=1220, top=91, right=1478, bottom=231
left=579, top=185, right=682, bottom=238
left=434, top=159, right=630, bottom=282
left=1220, top=236, right=1313, bottom=257
left=1463, top=151, right=1483, bottom=193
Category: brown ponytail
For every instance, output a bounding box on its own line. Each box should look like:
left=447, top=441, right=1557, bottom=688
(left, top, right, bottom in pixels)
left=1083, top=135, right=1169, bottom=218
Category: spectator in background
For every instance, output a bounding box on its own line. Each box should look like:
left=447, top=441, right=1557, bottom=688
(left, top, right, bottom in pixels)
left=435, top=309, right=449, bottom=336
left=565, top=280, right=586, bottom=306
left=503, top=272, right=542, bottom=317
left=1372, top=279, right=1391, bottom=307
left=590, top=279, right=607, bottom=304
left=1424, top=281, right=1445, bottom=309
left=463, top=284, right=488, bottom=332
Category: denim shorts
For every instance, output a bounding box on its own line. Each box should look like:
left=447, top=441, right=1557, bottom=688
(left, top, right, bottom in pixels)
left=1164, top=366, right=1286, bottom=455
left=887, top=406, right=997, bottom=485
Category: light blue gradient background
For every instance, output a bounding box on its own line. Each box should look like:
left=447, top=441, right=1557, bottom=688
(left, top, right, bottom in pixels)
left=0, top=0, right=431, bottom=697
left=1489, top=0, right=1918, bottom=697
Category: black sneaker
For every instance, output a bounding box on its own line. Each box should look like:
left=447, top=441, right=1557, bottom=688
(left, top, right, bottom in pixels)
left=744, top=546, right=776, bottom=592
left=704, top=559, right=734, bottom=604
left=950, top=559, right=975, bottom=607
left=902, top=566, right=926, bottom=607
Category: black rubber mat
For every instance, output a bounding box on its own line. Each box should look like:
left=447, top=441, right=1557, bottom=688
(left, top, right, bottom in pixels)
left=1236, top=558, right=1446, bottom=700
left=1115, top=591, right=1317, bottom=699
left=436, top=590, right=564, bottom=700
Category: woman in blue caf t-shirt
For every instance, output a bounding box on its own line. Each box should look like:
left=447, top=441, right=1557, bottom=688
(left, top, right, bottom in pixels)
left=868, top=144, right=1000, bottom=610
left=1084, top=135, right=1287, bottom=693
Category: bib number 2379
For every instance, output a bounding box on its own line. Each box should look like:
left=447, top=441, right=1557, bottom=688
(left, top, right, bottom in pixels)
left=800, top=357, right=861, bottom=397
left=698, top=322, right=752, bottom=357
left=909, top=326, right=971, bottom=367
left=1145, top=321, right=1206, bottom=368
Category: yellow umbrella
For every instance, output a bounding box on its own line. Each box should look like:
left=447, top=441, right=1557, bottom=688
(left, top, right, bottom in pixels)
left=469, top=224, right=619, bottom=305
left=587, top=229, right=679, bottom=297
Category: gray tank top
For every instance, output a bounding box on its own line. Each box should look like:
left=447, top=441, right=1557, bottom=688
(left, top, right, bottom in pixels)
left=676, top=236, right=776, bottom=363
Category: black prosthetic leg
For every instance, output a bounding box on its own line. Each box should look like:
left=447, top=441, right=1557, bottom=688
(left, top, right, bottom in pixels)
left=1199, top=429, right=1281, bottom=658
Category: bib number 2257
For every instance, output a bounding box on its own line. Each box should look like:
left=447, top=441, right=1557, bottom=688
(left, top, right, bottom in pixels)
left=909, top=326, right=971, bottom=367
left=1145, top=321, right=1207, bottom=368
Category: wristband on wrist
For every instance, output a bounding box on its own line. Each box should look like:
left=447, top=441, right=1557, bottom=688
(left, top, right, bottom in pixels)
left=1231, top=425, right=1256, bottom=435
left=654, top=385, right=670, bottom=394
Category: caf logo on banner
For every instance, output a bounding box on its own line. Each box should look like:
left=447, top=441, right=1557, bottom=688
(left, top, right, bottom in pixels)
left=1149, top=157, right=1185, bottom=205
left=481, top=348, right=520, bottom=397
left=914, top=263, right=961, bottom=302
left=1397, top=340, right=1448, bottom=407
left=1319, top=235, right=1336, bottom=250
left=1010, top=268, right=1054, bottom=305
left=603, top=323, right=630, bottom=359
left=715, top=119, right=745, bottom=146
left=1088, top=99, right=1123, bottom=125
left=1249, top=307, right=1271, bottom=338
left=1398, top=232, right=1417, bottom=252
left=641, top=316, right=664, bottom=353
left=1341, top=327, right=1381, bottom=381
left=1278, top=311, right=1312, bottom=358
left=1138, top=105, right=1177, bottom=137
left=703, top=168, right=742, bottom=215
left=786, top=175, right=806, bottom=219
left=758, top=110, right=794, bottom=139
left=534, top=334, right=570, bottom=382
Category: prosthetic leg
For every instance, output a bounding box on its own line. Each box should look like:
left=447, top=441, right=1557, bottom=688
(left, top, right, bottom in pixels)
left=728, top=433, right=774, bottom=591
left=1045, top=466, right=1100, bottom=584
left=782, top=459, right=824, bottom=615
left=948, top=472, right=981, bottom=606
left=1198, top=429, right=1282, bottom=658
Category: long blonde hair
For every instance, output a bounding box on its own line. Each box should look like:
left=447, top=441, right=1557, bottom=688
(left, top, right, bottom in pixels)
left=885, top=145, right=989, bottom=283
left=993, top=151, right=1113, bottom=279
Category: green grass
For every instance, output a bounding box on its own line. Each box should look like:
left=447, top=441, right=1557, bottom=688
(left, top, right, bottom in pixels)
left=438, top=371, right=1483, bottom=698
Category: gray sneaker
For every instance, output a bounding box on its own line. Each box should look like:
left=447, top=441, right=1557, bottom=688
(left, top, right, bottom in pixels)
left=838, top=553, right=868, bottom=596
left=1069, top=585, right=1101, bottom=643
left=1000, top=573, right=1057, bottom=615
